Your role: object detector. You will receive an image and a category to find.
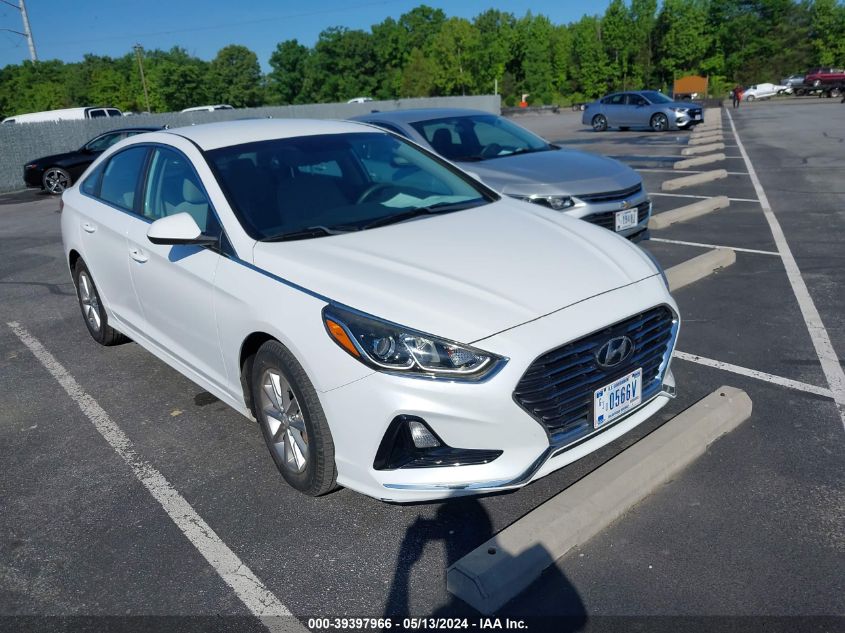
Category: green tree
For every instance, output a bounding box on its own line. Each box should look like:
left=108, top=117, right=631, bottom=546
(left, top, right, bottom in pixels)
left=811, top=0, right=845, bottom=65
left=570, top=16, right=610, bottom=98
left=602, top=0, right=634, bottom=90
left=208, top=45, right=263, bottom=107
left=655, top=0, right=709, bottom=83
left=472, top=9, right=517, bottom=95
left=301, top=27, right=378, bottom=102
left=429, top=17, right=480, bottom=95
left=267, top=39, right=310, bottom=104
left=400, top=47, right=436, bottom=96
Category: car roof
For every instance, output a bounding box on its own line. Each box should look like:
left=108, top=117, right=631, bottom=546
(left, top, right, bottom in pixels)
left=97, top=126, right=162, bottom=135
left=161, top=118, right=379, bottom=151
left=350, top=108, right=493, bottom=124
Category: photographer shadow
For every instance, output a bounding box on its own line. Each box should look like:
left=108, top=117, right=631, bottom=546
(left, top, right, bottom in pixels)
left=383, top=497, right=587, bottom=632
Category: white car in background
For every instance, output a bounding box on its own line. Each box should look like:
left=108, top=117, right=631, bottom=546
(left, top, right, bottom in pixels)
left=60, top=119, right=679, bottom=502
left=742, top=83, right=791, bottom=101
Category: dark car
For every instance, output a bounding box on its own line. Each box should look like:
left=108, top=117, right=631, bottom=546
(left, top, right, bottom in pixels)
left=24, top=127, right=161, bottom=194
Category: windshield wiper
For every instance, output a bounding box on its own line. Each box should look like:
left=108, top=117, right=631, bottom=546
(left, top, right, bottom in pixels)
left=258, top=225, right=352, bottom=242
left=359, top=201, right=483, bottom=230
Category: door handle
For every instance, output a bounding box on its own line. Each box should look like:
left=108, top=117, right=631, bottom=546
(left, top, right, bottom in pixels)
left=129, top=247, right=148, bottom=263
left=82, top=222, right=97, bottom=233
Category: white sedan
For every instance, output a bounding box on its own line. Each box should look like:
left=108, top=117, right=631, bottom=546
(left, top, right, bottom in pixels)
left=742, top=83, right=790, bottom=101
left=61, top=119, right=680, bottom=502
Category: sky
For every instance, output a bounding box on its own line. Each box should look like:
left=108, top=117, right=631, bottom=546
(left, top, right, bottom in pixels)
left=0, top=0, right=613, bottom=71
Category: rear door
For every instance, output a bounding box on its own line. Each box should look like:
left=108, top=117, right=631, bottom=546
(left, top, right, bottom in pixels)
left=76, top=146, right=148, bottom=328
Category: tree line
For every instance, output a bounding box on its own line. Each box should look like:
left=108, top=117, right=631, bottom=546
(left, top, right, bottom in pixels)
left=1, top=0, right=844, bottom=118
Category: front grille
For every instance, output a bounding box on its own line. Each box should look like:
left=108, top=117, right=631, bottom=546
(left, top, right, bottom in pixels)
left=578, top=183, right=643, bottom=204
left=513, top=306, right=676, bottom=445
left=584, top=201, right=649, bottom=230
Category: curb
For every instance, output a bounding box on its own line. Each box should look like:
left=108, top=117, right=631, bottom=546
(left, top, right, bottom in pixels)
left=682, top=143, right=725, bottom=156
left=674, top=153, right=726, bottom=169
left=446, top=386, right=753, bottom=615
left=649, top=195, right=730, bottom=229
left=665, top=247, right=736, bottom=291
left=661, top=169, right=728, bottom=191
left=689, top=134, right=724, bottom=145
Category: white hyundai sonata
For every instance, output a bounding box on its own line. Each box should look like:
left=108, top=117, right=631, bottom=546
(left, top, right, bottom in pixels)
left=61, top=118, right=680, bottom=502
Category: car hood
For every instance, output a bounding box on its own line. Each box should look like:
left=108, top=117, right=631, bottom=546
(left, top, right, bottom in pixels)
left=252, top=199, right=659, bottom=344
left=455, top=149, right=641, bottom=198
left=27, top=150, right=83, bottom=166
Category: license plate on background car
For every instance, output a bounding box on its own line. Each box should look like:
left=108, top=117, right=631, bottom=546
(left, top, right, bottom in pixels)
left=615, top=209, right=638, bottom=231
left=593, top=367, right=642, bottom=429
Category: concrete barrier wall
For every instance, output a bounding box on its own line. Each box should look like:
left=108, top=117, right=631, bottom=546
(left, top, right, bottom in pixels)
left=0, top=95, right=501, bottom=194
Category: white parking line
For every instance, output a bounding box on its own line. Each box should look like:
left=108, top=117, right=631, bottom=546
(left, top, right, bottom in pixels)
left=726, top=109, right=845, bottom=431
left=650, top=237, right=780, bottom=256
left=640, top=168, right=749, bottom=175
left=6, top=322, right=305, bottom=633
left=673, top=350, right=833, bottom=399
left=651, top=192, right=760, bottom=203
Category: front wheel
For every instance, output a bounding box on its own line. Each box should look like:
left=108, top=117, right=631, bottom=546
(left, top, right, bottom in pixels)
left=251, top=340, right=338, bottom=497
left=43, top=167, right=72, bottom=194
left=650, top=113, right=669, bottom=132
left=591, top=114, right=608, bottom=132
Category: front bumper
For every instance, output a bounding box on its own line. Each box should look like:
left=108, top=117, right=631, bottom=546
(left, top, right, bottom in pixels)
left=568, top=194, right=652, bottom=241
left=319, top=275, right=679, bottom=502
left=671, top=109, right=704, bottom=129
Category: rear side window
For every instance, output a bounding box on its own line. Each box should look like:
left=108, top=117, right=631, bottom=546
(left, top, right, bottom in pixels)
left=89, top=109, right=107, bottom=118
left=81, top=163, right=104, bottom=196
left=99, top=147, right=148, bottom=211
left=107, top=109, right=122, bottom=117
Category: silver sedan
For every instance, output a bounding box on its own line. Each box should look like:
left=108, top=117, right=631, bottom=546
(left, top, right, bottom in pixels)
left=582, top=91, right=704, bottom=132
left=351, top=108, right=651, bottom=241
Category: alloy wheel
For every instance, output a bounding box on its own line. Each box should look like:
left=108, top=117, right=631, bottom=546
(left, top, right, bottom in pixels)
left=77, top=271, right=101, bottom=332
left=260, top=369, right=309, bottom=474
left=43, top=168, right=70, bottom=194
left=652, top=114, right=668, bottom=131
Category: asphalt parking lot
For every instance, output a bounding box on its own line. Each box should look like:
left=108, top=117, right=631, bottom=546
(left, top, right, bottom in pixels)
left=1, top=99, right=843, bottom=632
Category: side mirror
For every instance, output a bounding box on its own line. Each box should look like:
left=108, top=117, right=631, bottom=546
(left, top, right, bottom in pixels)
left=147, top=213, right=216, bottom=246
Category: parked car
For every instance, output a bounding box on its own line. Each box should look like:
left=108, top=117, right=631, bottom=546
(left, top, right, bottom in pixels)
left=781, top=74, right=805, bottom=90
left=804, top=67, right=845, bottom=88
left=582, top=91, right=703, bottom=132
left=180, top=104, right=234, bottom=113
left=61, top=119, right=679, bottom=502
left=347, top=97, right=374, bottom=104
left=352, top=108, right=652, bottom=241
left=2, top=106, right=123, bottom=124
left=24, top=127, right=161, bottom=194
left=741, top=83, right=790, bottom=101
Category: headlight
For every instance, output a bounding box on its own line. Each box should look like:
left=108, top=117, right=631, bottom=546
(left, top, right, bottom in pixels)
left=510, top=194, right=576, bottom=211
left=671, top=107, right=689, bottom=114
left=322, top=305, right=505, bottom=380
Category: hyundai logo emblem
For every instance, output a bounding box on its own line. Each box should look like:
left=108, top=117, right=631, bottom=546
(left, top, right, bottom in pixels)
left=595, top=336, right=634, bottom=368
left=620, top=200, right=630, bottom=210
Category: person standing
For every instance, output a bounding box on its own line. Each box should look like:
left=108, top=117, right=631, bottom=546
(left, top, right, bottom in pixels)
left=732, top=85, right=743, bottom=109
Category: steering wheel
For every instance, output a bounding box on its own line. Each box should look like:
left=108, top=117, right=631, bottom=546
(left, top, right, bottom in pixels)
left=356, top=183, right=398, bottom=204
left=480, top=143, right=503, bottom=159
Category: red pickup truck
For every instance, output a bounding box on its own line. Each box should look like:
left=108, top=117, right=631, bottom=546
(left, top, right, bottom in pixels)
left=804, top=67, right=845, bottom=87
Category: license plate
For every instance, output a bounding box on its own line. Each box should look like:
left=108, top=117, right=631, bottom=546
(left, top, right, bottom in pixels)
left=593, top=367, right=642, bottom=429
left=615, top=209, right=638, bottom=231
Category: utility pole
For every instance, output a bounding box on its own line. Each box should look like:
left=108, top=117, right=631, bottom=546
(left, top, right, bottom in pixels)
left=0, top=0, right=37, bottom=61
left=134, top=43, right=151, bottom=113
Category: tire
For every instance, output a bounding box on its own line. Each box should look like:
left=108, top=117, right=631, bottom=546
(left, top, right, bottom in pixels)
left=251, top=340, right=338, bottom=497
left=650, top=113, right=669, bottom=132
left=745, top=95, right=755, bottom=102
left=42, top=167, right=72, bottom=195
left=591, top=114, right=608, bottom=132
left=73, top=260, right=128, bottom=346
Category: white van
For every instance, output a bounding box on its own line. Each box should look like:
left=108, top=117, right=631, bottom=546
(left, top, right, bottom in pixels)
left=1, top=106, right=123, bottom=124
left=180, top=104, right=234, bottom=113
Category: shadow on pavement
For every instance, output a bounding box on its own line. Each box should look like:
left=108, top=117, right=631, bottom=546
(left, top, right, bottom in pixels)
left=384, top=498, right=587, bottom=632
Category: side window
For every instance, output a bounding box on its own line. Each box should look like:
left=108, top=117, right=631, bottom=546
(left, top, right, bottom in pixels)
left=81, top=163, right=105, bottom=196
left=99, top=147, right=148, bottom=211
left=142, top=147, right=220, bottom=235
left=609, top=94, right=626, bottom=105
left=107, top=109, right=122, bottom=117
left=629, top=95, right=647, bottom=106
left=89, top=109, right=107, bottom=118
left=86, top=132, right=125, bottom=152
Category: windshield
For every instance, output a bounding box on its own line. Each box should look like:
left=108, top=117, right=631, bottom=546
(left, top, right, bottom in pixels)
left=207, top=132, right=491, bottom=240
left=642, top=91, right=673, bottom=104
left=409, top=114, right=550, bottom=162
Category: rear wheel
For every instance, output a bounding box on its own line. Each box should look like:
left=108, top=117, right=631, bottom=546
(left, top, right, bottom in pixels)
left=745, top=95, right=756, bottom=102
left=43, top=167, right=71, bottom=194
left=650, top=113, right=669, bottom=132
left=73, top=260, right=128, bottom=346
left=591, top=114, right=608, bottom=132
left=251, top=340, right=338, bottom=497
